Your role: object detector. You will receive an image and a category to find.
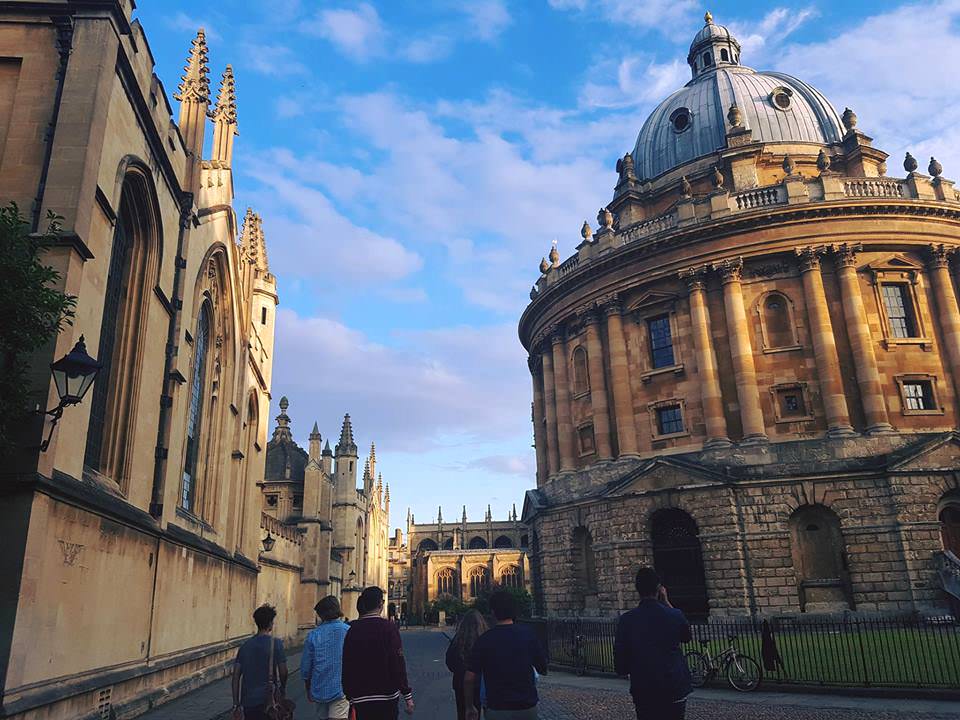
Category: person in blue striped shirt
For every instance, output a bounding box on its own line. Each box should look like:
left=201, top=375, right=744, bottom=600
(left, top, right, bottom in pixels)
left=302, top=596, right=351, bottom=719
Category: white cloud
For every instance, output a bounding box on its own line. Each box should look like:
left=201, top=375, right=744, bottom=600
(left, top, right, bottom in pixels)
left=305, top=3, right=385, bottom=62
left=728, top=7, right=817, bottom=64
left=241, top=43, right=309, bottom=77
left=463, top=0, right=512, bottom=41
left=167, top=12, right=222, bottom=43
left=579, top=55, right=687, bottom=109
left=547, top=0, right=696, bottom=31
left=466, top=454, right=535, bottom=476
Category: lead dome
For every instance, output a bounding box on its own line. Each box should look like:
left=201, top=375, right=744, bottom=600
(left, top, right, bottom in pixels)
left=632, top=12, right=845, bottom=182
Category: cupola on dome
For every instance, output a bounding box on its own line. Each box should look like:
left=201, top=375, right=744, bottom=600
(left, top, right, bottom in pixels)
left=632, top=11, right=845, bottom=182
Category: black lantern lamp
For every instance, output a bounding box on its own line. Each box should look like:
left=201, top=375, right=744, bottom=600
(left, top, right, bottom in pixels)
left=348, top=570, right=357, bottom=587
left=39, top=336, right=101, bottom=451
left=262, top=531, right=276, bottom=552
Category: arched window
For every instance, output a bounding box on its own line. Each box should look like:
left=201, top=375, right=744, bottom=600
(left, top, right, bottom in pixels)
left=84, top=171, right=159, bottom=486
left=720, top=48, right=729, bottom=61
left=520, top=534, right=529, bottom=549
left=442, top=537, right=454, bottom=550
left=418, top=538, right=438, bottom=552
left=572, top=526, right=597, bottom=598
left=181, top=302, right=211, bottom=512
left=572, top=346, right=589, bottom=395
left=759, top=292, right=796, bottom=349
left=436, top=567, right=456, bottom=595
left=941, top=496, right=960, bottom=556
left=789, top=505, right=851, bottom=612
left=702, top=52, right=712, bottom=67
left=469, top=567, right=489, bottom=597
left=500, top=565, right=522, bottom=589
left=469, top=536, right=488, bottom=550
left=651, top=509, right=710, bottom=620
left=494, top=535, right=513, bottom=549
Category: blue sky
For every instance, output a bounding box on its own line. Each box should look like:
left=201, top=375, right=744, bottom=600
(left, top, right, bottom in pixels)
left=133, top=0, right=960, bottom=532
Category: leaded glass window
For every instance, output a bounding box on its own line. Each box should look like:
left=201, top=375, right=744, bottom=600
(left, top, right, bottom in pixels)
left=182, top=303, right=211, bottom=511
left=656, top=404, right=684, bottom=435
left=882, top=284, right=917, bottom=338
left=648, top=315, right=675, bottom=369
left=903, top=381, right=934, bottom=410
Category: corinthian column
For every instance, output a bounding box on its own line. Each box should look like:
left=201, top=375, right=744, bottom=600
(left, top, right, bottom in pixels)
left=582, top=309, right=613, bottom=459
left=796, top=247, right=855, bottom=437
left=679, top=268, right=730, bottom=447
left=927, top=244, right=960, bottom=402
left=833, top=243, right=893, bottom=433
left=540, top=343, right=560, bottom=475
left=528, top=354, right=549, bottom=485
left=550, top=328, right=576, bottom=471
left=602, top=297, right=639, bottom=456
left=714, top=258, right=767, bottom=443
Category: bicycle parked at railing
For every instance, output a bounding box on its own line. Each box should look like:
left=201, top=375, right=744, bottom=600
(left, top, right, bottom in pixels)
left=684, top=634, right=762, bottom=692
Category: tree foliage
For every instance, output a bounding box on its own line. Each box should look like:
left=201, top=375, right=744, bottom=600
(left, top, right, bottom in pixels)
left=0, top=204, right=76, bottom=455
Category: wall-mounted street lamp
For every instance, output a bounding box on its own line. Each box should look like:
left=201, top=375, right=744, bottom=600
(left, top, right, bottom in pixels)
left=39, top=336, right=101, bottom=452
left=348, top=570, right=357, bottom=586
left=262, top=531, right=276, bottom=552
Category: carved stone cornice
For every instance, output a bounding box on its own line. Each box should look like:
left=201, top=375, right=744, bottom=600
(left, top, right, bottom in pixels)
left=599, top=293, right=622, bottom=316
left=795, top=246, right=825, bottom=273
left=711, top=257, right=743, bottom=284
left=548, top=325, right=565, bottom=346
left=678, top=266, right=708, bottom=292
left=927, top=243, right=956, bottom=269
left=831, top=242, right=863, bottom=269
left=578, top=305, right=601, bottom=327
left=527, top=354, right=542, bottom=375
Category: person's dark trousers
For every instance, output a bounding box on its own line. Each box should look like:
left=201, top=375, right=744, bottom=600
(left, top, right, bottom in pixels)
left=242, top=707, right=269, bottom=720
left=352, top=700, right=399, bottom=720
left=633, top=699, right=686, bottom=720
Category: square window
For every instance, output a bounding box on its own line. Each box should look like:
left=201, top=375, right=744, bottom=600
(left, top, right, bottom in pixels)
left=903, top=380, right=935, bottom=411
left=266, top=495, right=278, bottom=507
left=775, top=388, right=805, bottom=418
left=656, top=405, right=684, bottom=435
left=647, top=315, right=675, bottom=369
left=881, top=284, right=918, bottom=338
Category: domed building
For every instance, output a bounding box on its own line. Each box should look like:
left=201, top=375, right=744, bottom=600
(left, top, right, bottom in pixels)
left=519, top=13, right=960, bottom=619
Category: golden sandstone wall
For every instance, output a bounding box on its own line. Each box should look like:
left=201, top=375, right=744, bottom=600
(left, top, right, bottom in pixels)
left=0, top=4, right=286, bottom=720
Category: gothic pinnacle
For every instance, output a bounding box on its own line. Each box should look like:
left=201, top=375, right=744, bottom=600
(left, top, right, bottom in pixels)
left=335, top=413, right=356, bottom=455
left=240, top=208, right=269, bottom=273
left=175, top=28, right=210, bottom=104
left=310, top=421, right=320, bottom=438
left=210, top=64, right=238, bottom=127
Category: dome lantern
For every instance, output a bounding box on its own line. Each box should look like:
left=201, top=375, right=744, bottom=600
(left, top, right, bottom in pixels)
left=687, top=12, right=741, bottom=78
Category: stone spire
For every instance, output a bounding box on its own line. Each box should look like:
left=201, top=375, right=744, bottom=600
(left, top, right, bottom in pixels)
left=485, top=504, right=492, bottom=522
left=210, top=65, right=238, bottom=166
left=308, top=421, right=321, bottom=460
left=437, top=506, right=443, bottom=524
left=384, top=483, right=390, bottom=511
left=462, top=505, right=467, bottom=524
left=335, top=414, right=357, bottom=456
left=240, top=207, right=269, bottom=275
left=271, top=396, right=292, bottom=442
left=175, top=29, right=210, bottom=190
left=511, top=503, right=518, bottom=522
left=322, top=439, right=333, bottom=456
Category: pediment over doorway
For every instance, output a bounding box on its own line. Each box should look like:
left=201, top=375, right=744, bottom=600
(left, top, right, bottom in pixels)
left=888, top=432, right=960, bottom=472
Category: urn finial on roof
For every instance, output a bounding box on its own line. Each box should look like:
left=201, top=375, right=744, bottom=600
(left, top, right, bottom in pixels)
left=782, top=154, right=796, bottom=176
left=841, top=107, right=857, bottom=132
left=539, top=257, right=549, bottom=274
left=711, top=166, right=724, bottom=189
left=727, top=103, right=742, bottom=128
left=549, top=240, right=560, bottom=267
left=904, top=152, right=919, bottom=174
left=581, top=220, right=593, bottom=240
left=817, top=149, right=830, bottom=174
left=929, top=156, right=943, bottom=178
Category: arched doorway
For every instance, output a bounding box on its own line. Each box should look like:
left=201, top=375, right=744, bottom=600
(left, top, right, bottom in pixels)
left=651, top=509, right=709, bottom=620
left=939, top=501, right=960, bottom=556
left=789, top=505, right=851, bottom=612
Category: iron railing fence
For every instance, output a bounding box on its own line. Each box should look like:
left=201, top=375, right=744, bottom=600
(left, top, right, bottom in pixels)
left=523, top=613, right=960, bottom=690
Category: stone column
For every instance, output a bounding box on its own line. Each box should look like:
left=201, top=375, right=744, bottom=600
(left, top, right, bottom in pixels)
left=602, top=297, right=639, bottom=456
left=540, top=344, right=560, bottom=475
left=833, top=244, right=893, bottom=433
left=680, top=268, right=730, bottom=447
left=551, top=328, right=576, bottom=471
left=582, top=309, right=613, bottom=459
left=927, top=244, right=960, bottom=401
left=529, top=355, right=549, bottom=485
left=714, top=258, right=767, bottom=442
left=796, top=247, right=855, bottom=437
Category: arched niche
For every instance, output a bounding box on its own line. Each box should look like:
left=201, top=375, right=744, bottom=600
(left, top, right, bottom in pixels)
left=789, top=504, right=852, bottom=612
left=651, top=508, right=710, bottom=620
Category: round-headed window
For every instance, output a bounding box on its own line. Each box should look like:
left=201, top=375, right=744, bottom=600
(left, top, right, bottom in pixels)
left=670, top=107, right=692, bottom=133
left=770, top=86, right=793, bottom=111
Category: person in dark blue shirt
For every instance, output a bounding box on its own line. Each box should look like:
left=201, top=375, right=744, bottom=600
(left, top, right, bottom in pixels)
left=464, top=591, right=548, bottom=720
left=614, top=567, right=692, bottom=720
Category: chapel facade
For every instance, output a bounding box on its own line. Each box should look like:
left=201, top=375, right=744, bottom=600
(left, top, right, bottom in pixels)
left=406, top=506, right=532, bottom=620
left=260, top=399, right=391, bottom=622
left=0, top=5, right=283, bottom=719
left=519, top=13, right=960, bottom=619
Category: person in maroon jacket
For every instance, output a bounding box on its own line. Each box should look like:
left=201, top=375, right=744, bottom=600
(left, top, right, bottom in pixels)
left=342, top=587, right=415, bottom=719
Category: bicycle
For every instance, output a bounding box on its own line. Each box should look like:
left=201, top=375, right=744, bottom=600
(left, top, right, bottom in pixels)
left=684, top=634, right=762, bottom=692
left=572, top=632, right=587, bottom=676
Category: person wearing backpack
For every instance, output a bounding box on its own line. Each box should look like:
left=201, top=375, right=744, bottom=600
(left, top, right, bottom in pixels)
left=231, top=604, right=289, bottom=720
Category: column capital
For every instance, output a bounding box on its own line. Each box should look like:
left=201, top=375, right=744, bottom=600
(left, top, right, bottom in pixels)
left=578, top=305, right=601, bottom=326
left=527, top=354, right=542, bottom=375
left=927, top=243, right=956, bottom=269
left=795, top=246, right=826, bottom=273
left=712, top=256, right=743, bottom=284
left=831, top=242, right=862, bottom=269
left=548, top=325, right=566, bottom=345
left=679, top=266, right=708, bottom=292
left=599, top=293, right=622, bottom=316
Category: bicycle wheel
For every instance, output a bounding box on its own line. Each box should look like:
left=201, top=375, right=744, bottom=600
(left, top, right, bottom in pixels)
left=725, top=654, right=761, bottom=692
left=684, top=651, right=710, bottom=688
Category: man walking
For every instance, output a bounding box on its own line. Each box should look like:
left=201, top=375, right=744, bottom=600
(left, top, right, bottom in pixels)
left=302, top=596, right=351, bottom=719
left=463, top=590, right=547, bottom=720
left=231, top=604, right=288, bottom=720
left=614, top=567, right=693, bottom=720
left=342, top=587, right=415, bottom=719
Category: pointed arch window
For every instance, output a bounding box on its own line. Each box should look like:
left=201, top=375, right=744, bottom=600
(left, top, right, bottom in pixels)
left=469, top=566, right=490, bottom=597
left=436, top=567, right=456, bottom=595
left=182, top=302, right=211, bottom=512
left=572, top=346, right=589, bottom=396
left=500, top=565, right=522, bottom=589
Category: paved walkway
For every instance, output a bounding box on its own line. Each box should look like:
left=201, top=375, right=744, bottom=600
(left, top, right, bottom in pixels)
left=138, top=628, right=960, bottom=720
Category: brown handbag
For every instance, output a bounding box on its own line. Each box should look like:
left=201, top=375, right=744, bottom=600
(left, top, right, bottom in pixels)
left=265, top=632, right=296, bottom=720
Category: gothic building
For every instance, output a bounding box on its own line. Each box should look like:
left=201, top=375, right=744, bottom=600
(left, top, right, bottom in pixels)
left=1, top=6, right=281, bottom=719
left=407, top=506, right=532, bottom=619
left=260, top=399, right=391, bottom=621
left=520, top=14, right=960, bottom=619
left=388, top=528, right=410, bottom=617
